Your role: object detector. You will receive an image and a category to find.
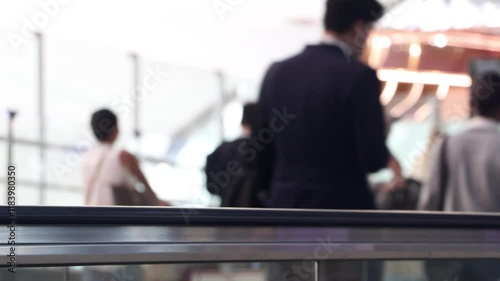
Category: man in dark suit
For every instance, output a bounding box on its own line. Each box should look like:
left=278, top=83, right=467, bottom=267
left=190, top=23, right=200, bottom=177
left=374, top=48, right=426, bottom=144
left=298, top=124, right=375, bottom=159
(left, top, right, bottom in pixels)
left=255, top=0, right=390, bottom=210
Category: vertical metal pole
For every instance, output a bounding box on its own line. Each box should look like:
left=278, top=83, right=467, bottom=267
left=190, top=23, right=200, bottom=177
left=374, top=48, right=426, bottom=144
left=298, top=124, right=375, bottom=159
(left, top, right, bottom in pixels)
left=36, top=32, right=46, bottom=205
left=130, top=53, right=141, bottom=154
left=216, top=70, right=226, bottom=141
left=314, top=261, right=319, bottom=281
left=63, top=267, right=70, bottom=281
left=432, top=96, right=441, bottom=132
left=6, top=110, right=18, bottom=205
left=434, top=84, right=450, bottom=132
left=362, top=261, right=368, bottom=281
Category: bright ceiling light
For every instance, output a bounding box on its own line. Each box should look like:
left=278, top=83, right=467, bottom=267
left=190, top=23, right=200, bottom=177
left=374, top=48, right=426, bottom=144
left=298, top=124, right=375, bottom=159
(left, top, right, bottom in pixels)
left=436, top=84, right=450, bottom=100
left=380, top=80, right=398, bottom=106
left=409, top=43, right=422, bottom=57
left=371, top=36, right=392, bottom=48
left=432, top=34, right=448, bottom=48
left=377, top=69, right=472, bottom=88
left=414, top=103, right=432, bottom=122
left=390, top=83, right=424, bottom=117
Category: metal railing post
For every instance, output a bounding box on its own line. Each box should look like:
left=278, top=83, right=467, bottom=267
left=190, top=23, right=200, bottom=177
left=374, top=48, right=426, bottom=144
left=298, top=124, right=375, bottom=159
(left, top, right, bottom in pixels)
left=6, top=110, right=18, bottom=205
left=36, top=32, right=46, bottom=205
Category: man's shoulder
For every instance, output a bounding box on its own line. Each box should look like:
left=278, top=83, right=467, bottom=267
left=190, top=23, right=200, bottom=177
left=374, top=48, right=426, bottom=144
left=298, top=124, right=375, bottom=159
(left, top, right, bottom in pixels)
left=218, top=138, right=248, bottom=153
left=347, top=61, right=377, bottom=77
left=206, top=139, right=249, bottom=169
left=280, top=47, right=375, bottom=75
left=269, top=61, right=362, bottom=80
left=449, top=124, right=500, bottom=151
left=207, top=141, right=240, bottom=161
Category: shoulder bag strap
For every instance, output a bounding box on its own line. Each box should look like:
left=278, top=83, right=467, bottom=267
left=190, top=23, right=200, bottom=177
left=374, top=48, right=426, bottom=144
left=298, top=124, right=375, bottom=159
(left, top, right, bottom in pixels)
left=84, top=150, right=109, bottom=205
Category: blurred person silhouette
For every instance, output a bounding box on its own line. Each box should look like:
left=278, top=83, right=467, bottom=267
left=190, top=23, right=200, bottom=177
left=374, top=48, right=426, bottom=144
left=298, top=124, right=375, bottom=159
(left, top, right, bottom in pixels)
left=419, top=71, right=500, bottom=212
left=81, top=109, right=168, bottom=206
left=419, top=71, right=500, bottom=281
left=255, top=0, right=399, bottom=210
left=205, top=103, right=262, bottom=207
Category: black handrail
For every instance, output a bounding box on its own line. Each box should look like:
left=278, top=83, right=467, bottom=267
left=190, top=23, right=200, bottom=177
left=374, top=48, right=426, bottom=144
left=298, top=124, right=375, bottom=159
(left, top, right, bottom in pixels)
left=1, top=206, right=500, bottom=228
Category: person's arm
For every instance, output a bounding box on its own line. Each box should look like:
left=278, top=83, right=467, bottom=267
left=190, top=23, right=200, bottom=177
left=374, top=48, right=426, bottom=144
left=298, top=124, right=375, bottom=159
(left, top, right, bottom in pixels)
left=351, top=68, right=390, bottom=173
left=119, top=150, right=169, bottom=206
left=253, top=63, right=280, bottom=206
left=385, top=153, right=406, bottom=191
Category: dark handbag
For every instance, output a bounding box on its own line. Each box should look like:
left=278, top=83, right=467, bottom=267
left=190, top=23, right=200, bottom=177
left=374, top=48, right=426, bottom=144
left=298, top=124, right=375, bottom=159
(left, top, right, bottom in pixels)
left=376, top=179, right=422, bottom=210
left=112, top=185, right=156, bottom=206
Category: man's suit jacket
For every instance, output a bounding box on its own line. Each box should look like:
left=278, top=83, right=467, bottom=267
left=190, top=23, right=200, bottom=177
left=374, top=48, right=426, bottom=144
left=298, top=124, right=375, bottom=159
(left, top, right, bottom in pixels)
left=256, top=44, right=389, bottom=210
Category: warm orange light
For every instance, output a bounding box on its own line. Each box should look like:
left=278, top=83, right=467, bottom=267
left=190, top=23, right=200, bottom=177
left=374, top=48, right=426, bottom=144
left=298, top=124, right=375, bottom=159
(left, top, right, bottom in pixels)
left=377, top=69, right=472, bottom=87
left=436, top=84, right=450, bottom=100
left=432, top=34, right=448, bottom=48
left=381, top=80, right=398, bottom=105
left=409, top=44, right=422, bottom=57
left=371, top=36, right=392, bottom=49
left=371, top=30, right=500, bottom=52
left=414, top=103, right=433, bottom=122
left=390, top=83, right=424, bottom=117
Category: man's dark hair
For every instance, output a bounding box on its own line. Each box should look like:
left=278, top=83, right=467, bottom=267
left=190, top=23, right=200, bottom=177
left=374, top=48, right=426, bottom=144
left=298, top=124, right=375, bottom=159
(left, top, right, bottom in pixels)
left=241, top=103, right=258, bottom=130
left=471, top=71, right=500, bottom=116
left=324, top=0, right=384, bottom=33
left=91, top=109, right=118, bottom=142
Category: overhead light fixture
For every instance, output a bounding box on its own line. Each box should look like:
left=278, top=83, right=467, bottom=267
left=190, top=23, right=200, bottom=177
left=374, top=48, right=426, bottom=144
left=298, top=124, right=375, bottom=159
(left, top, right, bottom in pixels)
left=436, top=84, right=450, bottom=100
left=371, top=36, right=391, bottom=48
left=390, top=83, right=424, bottom=117
left=414, top=103, right=432, bottom=122
left=409, top=43, right=422, bottom=57
left=377, top=69, right=472, bottom=88
left=432, top=34, right=448, bottom=48
left=380, top=81, right=398, bottom=106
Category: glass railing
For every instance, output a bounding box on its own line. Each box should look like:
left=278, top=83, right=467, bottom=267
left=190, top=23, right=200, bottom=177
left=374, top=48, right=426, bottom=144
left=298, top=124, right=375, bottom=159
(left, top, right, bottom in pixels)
left=2, top=207, right=500, bottom=281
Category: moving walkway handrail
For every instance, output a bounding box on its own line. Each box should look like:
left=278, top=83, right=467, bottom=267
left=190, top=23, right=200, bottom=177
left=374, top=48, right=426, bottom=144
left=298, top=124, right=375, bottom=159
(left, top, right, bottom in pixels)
left=2, top=207, right=500, bottom=266
left=2, top=206, right=500, bottom=228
